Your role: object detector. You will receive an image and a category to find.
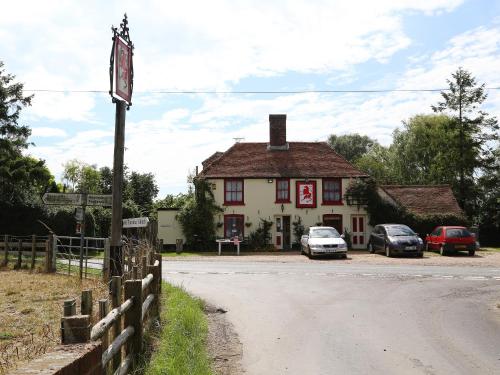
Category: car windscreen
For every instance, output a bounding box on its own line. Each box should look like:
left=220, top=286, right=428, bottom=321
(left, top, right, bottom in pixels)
left=446, top=228, right=471, bottom=238
left=386, top=226, right=415, bottom=236
left=310, top=228, right=340, bottom=238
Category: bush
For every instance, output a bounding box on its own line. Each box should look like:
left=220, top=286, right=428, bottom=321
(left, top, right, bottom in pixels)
left=248, top=219, right=273, bottom=249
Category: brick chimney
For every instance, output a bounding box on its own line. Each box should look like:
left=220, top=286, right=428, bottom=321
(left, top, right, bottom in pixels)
left=268, top=114, right=289, bottom=150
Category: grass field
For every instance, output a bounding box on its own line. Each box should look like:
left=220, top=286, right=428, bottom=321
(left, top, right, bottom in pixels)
left=0, top=269, right=107, bottom=374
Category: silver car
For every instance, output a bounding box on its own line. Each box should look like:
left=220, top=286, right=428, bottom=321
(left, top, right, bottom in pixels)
left=301, top=226, right=348, bottom=259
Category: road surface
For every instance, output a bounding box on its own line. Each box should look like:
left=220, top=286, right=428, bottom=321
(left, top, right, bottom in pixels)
left=163, top=259, right=500, bottom=375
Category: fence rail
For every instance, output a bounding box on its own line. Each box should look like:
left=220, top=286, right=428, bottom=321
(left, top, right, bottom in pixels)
left=60, top=244, right=162, bottom=374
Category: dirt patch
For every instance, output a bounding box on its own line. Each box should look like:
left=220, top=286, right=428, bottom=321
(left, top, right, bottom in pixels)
left=0, top=269, right=107, bottom=374
left=165, top=249, right=500, bottom=268
left=205, top=304, right=244, bottom=375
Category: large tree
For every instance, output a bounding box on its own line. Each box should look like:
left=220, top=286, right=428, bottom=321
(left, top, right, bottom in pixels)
left=432, top=67, right=499, bottom=212
left=327, top=134, right=379, bottom=163
left=0, top=61, right=52, bottom=203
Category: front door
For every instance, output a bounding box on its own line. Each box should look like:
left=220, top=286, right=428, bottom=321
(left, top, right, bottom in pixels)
left=351, top=215, right=366, bottom=249
left=282, top=216, right=291, bottom=250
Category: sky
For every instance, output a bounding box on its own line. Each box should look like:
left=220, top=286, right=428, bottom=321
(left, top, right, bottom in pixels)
left=1, top=0, right=499, bottom=197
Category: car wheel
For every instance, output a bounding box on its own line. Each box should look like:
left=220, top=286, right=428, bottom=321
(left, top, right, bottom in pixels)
left=468, top=250, right=475, bottom=256
left=308, top=246, right=314, bottom=259
left=439, top=244, right=446, bottom=256
left=368, top=242, right=375, bottom=254
left=385, top=244, right=392, bottom=257
left=416, top=251, right=423, bottom=258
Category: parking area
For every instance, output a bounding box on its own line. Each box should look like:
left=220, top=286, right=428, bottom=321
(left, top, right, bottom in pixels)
left=164, top=248, right=500, bottom=267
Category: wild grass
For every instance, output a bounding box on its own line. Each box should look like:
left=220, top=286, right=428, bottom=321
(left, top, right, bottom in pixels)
left=0, top=269, right=107, bottom=374
left=138, top=282, right=213, bottom=375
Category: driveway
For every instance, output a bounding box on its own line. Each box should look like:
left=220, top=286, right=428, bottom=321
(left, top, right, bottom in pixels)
left=163, top=254, right=500, bottom=375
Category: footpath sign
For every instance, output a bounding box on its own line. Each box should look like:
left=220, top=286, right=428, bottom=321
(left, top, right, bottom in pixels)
left=42, top=193, right=83, bottom=205
left=123, top=217, right=149, bottom=228
left=87, top=194, right=112, bottom=207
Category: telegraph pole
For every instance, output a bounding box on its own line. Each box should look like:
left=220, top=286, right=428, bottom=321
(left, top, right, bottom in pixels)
left=109, top=14, right=134, bottom=276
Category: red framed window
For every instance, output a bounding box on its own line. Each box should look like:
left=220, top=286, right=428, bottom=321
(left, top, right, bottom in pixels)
left=224, top=179, right=244, bottom=205
left=322, top=178, right=342, bottom=205
left=276, top=178, right=290, bottom=203
left=224, top=214, right=244, bottom=239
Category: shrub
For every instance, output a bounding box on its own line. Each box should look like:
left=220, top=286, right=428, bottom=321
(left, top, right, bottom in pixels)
left=248, top=219, right=273, bottom=250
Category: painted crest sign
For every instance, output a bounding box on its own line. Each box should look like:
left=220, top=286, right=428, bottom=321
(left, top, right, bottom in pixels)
left=296, top=181, right=317, bottom=208
left=114, top=37, right=132, bottom=103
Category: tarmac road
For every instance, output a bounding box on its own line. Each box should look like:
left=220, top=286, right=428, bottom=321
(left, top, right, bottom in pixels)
left=163, top=259, right=500, bottom=375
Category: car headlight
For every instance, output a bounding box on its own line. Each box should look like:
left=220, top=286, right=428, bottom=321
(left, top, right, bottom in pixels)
left=417, top=237, right=423, bottom=244
left=338, top=243, right=347, bottom=249
left=309, top=244, right=322, bottom=249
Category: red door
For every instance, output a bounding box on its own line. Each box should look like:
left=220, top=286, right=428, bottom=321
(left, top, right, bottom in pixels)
left=351, top=215, right=366, bottom=249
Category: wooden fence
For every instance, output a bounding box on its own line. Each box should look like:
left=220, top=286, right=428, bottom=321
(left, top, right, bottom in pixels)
left=1, top=234, right=53, bottom=272
left=60, top=249, right=162, bottom=374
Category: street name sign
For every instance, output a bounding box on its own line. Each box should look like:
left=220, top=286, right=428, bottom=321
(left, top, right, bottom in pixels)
left=123, top=217, right=149, bottom=228
left=87, top=194, right=113, bottom=207
left=42, top=193, right=83, bottom=205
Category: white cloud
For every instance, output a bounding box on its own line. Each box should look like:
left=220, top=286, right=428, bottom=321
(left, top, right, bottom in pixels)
left=31, top=127, right=67, bottom=138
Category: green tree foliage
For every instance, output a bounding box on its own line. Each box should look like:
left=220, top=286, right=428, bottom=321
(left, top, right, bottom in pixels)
left=391, top=114, right=459, bottom=185
left=0, top=61, right=52, bottom=203
left=355, top=144, right=396, bottom=184
left=432, top=67, right=499, bottom=211
left=125, top=171, right=159, bottom=215
left=177, top=178, right=222, bottom=249
left=149, top=193, right=190, bottom=221
left=327, top=134, right=379, bottom=163
left=62, top=160, right=102, bottom=193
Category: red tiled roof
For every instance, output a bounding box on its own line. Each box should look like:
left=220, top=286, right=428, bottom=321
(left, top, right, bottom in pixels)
left=380, top=185, right=463, bottom=217
left=199, top=142, right=368, bottom=178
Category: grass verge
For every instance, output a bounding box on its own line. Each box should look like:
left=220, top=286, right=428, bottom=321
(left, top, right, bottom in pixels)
left=138, top=282, right=213, bottom=375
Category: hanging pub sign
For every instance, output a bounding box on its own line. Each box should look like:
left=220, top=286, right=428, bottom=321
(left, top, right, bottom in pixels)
left=296, top=180, right=317, bottom=208
left=110, top=14, right=134, bottom=105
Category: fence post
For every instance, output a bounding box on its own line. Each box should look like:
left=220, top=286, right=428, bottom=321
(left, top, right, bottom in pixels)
left=52, top=234, right=57, bottom=272
left=61, top=310, right=90, bottom=344
left=3, top=235, right=8, bottom=266
left=98, top=299, right=109, bottom=375
left=147, top=262, right=160, bottom=319
left=124, top=279, right=142, bottom=364
left=110, top=276, right=122, bottom=373
left=31, top=234, right=36, bottom=270
left=63, top=298, right=77, bottom=317
left=16, top=239, right=22, bottom=269
left=81, top=290, right=93, bottom=316
left=156, top=253, right=162, bottom=293
left=141, top=256, right=148, bottom=279
left=103, top=237, right=110, bottom=282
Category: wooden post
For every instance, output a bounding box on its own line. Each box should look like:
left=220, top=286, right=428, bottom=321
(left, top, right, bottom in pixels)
left=16, top=239, right=22, bottom=269
left=52, top=234, right=58, bottom=272
left=124, top=279, right=142, bottom=362
left=148, top=263, right=160, bottom=319
left=156, top=253, right=162, bottom=293
left=3, top=235, right=8, bottom=266
left=63, top=298, right=77, bottom=317
left=141, top=256, right=147, bottom=279
left=110, top=276, right=122, bottom=373
left=31, top=234, right=36, bottom=270
left=61, top=315, right=90, bottom=344
left=99, top=298, right=109, bottom=375
left=81, top=290, right=93, bottom=316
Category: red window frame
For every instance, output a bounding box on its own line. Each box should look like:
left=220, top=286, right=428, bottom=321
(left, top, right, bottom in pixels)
left=296, top=180, right=317, bottom=208
left=322, top=178, right=343, bottom=205
left=224, top=178, right=244, bottom=205
left=224, top=214, right=244, bottom=239
left=275, top=178, right=291, bottom=203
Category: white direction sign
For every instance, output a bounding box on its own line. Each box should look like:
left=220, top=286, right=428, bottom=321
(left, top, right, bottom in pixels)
left=87, top=194, right=112, bottom=207
left=123, top=217, right=149, bottom=228
left=42, top=193, right=83, bottom=205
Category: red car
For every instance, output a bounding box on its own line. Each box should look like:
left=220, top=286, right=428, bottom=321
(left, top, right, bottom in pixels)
left=425, top=226, right=476, bottom=256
